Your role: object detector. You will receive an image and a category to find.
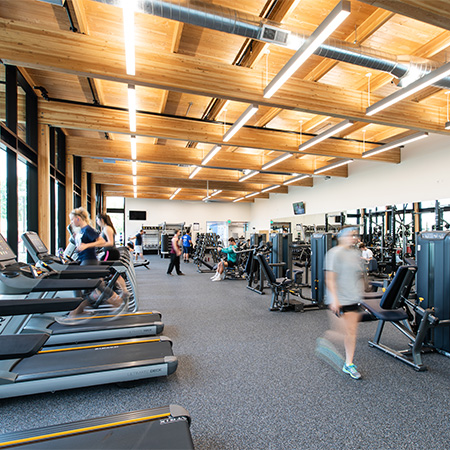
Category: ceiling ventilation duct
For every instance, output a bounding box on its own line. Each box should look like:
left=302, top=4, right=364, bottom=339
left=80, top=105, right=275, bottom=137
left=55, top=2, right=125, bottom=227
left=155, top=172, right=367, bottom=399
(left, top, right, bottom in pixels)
left=90, top=0, right=449, bottom=88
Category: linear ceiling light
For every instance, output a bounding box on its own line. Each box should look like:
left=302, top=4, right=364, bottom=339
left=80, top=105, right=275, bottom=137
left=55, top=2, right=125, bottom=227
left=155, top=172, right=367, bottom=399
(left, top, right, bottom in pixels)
left=366, top=61, right=450, bottom=116
left=189, top=166, right=202, bottom=179
left=130, top=135, right=137, bottom=160
left=223, top=104, right=258, bottom=142
left=201, top=145, right=221, bottom=165
left=261, top=185, right=280, bottom=193
left=283, top=174, right=311, bottom=185
left=122, top=0, right=136, bottom=76
left=261, top=153, right=293, bottom=170
left=263, top=0, right=351, bottom=99
left=132, top=161, right=137, bottom=176
left=239, top=170, right=259, bottom=182
left=362, top=132, right=429, bottom=158
left=245, top=192, right=260, bottom=199
left=133, top=175, right=137, bottom=186
left=210, top=190, right=222, bottom=197
left=233, top=197, right=245, bottom=202
left=314, top=159, right=353, bottom=175
left=128, top=84, right=136, bottom=132
left=169, top=188, right=181, bottom=200
left=298, top=120, right=354, bottom=151
left=133, top=185, right=137, bottom=198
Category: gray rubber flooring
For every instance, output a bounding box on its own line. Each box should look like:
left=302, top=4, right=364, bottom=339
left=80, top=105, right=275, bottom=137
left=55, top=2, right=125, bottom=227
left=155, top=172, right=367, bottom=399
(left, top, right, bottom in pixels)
left=1, top=255, right=450, bottom=449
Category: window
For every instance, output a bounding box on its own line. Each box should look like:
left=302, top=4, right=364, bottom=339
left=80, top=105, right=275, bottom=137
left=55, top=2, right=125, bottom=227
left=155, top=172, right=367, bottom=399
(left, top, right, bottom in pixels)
left=0, top=145, right=6, bottom=238
left=106, top=197, right=125, bottom=209
left=17, top=158, right=28, bottom=261
left=0, top=64, right=5, bottom=127
left=17, top=85, right=26, bottom=143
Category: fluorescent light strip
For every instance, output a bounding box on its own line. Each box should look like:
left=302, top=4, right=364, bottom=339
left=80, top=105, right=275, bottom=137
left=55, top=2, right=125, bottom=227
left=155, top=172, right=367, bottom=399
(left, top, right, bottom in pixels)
left=128, top=85, right=136, bottom=132
left=223, top=104, right=258, bottom=142
left=130, top=135, right=137, bottom=160
left=133, top=185, right=137, bottom=198
left=263, top=0, right=351, bottom=99
left=132, top=175, right=137, bottom=186
left=239, top=170, right=259, bottom=182
left=283, top=174, right=310, bottom=185
left=169, top=188, right=181, bottom=200
left=261, top=153, right=293, bottom=170
left=314, top=159, right=353, bottom=175
left=201, top=145, right=221, bottom=165
left=189, top=166, right=202, bottom=179
left=366, top=60, right=450, bottom=116
left=298, top=120, right=354, bottom=151
left=261, top=185, right=280, bottom=193
left=210, top=190, right=222, bottom=197
left=122, top=1, right=136, bottom=76
left=245, top=192, right=259, bottom=199
left=132, top=161, right=137, bottom=176
left=233, top=197, right=245, bottom=202
left=362, top=132, right=429, bottom=158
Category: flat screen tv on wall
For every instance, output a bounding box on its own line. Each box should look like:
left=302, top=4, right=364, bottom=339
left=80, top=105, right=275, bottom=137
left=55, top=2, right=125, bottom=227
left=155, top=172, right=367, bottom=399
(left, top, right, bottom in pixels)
left=293, top=202, right=305, bottom=215
left=129, top=210, right=147, bottom=221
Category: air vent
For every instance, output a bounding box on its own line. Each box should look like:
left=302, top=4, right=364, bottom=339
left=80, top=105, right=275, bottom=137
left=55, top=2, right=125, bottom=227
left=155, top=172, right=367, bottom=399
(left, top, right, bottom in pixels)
left=260, top=25, right=290, bottom=46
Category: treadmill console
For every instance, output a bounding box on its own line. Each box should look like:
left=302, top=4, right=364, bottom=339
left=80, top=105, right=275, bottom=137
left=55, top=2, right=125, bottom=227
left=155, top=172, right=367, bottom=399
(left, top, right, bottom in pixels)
left=24, top=232, right=50, bottom=256
left=0, top=234, right=17, bottom=268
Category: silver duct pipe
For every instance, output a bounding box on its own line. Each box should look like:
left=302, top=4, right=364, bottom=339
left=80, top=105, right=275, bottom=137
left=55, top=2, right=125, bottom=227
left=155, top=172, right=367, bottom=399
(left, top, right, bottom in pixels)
left=91, top=0, right=448, bottom=88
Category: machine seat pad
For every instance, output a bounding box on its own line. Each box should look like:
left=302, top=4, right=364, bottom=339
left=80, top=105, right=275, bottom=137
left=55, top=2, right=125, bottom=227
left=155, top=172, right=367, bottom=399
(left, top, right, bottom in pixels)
left=361, top=299, right=408, bottom=322
left=363, top=291, right=383, bottom=299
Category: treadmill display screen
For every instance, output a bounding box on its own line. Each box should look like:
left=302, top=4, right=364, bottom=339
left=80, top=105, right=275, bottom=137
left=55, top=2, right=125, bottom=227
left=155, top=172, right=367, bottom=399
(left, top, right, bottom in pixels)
left=26, top=233, right=49, bottom=254
left=0, top=234, right=16, bottom=262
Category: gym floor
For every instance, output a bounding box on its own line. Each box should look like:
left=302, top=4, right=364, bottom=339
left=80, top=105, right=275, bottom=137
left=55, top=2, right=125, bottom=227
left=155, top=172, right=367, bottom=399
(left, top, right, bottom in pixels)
left=2, top=255, right=450, bottom=449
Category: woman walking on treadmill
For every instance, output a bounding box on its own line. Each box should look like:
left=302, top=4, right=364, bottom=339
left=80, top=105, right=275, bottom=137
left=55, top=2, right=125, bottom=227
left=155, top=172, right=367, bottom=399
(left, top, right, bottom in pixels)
left=96, top=214, right=130, bottom=301
left=63, top=208, right=125, bottom=319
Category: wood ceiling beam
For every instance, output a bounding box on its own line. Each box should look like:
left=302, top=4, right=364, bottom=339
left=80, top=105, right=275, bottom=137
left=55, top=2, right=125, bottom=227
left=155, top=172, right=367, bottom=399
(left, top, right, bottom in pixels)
left=2, top=19, right=448, bottom=134
left=94, top=174, right=310, bottom=192
left=355, top=0, right=450, bottom=31
left=66, top=135, right=395, bottom=174
left=82, top=158, right=310, bottom=185
left=43, top=101, right=397, bottom=164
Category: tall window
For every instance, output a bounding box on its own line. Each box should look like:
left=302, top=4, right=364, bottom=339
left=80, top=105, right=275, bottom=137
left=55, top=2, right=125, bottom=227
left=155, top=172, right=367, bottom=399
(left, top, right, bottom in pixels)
left=0, top=65, right=5, bottom=127
left=0, top=145, right=6, bottom=238
left=17, top=158, right=28, bottom=261
left=17, top=85, right=26, bottom=143
left=106, top=196, right=125, bottom=245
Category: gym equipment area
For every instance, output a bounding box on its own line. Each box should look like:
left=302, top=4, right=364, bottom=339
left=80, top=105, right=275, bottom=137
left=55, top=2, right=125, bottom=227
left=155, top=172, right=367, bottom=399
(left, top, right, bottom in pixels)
left=3, top=1, right=450, bottom=448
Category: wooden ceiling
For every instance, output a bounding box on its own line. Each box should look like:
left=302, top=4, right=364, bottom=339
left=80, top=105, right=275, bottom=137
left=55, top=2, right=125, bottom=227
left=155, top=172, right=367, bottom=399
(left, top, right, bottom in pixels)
left=2, top=0, right=450, bottom=202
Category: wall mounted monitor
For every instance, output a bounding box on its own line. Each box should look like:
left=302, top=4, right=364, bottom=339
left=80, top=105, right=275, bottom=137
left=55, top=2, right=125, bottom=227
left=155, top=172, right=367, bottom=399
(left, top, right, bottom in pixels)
left=129, top=210, right=147, bottom=221
left=293, top=202, right=305, bottom=215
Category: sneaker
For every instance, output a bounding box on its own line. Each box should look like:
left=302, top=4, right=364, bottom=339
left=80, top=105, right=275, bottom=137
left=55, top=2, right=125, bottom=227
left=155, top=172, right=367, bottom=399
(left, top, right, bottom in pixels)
left=342, top=363, right=362, bottom=380
left=177, top=272, right=185, bottom=276
left=210, top=274, right=218, bottom=280
left=212, top=276, right=222, bottom=282
left=315, top=337, right=344, bottom=372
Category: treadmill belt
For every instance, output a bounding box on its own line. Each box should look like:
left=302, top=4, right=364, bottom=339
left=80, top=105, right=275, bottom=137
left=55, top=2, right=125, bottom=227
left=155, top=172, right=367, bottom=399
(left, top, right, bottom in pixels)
left=13, top=339, right=173, bottom=382
left=49, top=313, right=162, bottom=334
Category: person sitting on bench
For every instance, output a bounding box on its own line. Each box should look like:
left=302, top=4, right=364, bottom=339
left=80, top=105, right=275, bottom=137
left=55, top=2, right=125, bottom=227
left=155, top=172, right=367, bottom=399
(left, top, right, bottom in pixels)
left=211, top=238, right=237, bottom=282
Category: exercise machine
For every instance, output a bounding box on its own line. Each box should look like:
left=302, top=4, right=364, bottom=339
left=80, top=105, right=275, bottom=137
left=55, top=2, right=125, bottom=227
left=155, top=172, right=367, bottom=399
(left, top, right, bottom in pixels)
left=0, top=405, right=194, bottom=449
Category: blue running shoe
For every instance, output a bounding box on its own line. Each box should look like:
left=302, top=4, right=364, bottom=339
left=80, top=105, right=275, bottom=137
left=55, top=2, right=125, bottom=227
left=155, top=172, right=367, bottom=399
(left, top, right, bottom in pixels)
left=342, top=363, right=362, bottom=379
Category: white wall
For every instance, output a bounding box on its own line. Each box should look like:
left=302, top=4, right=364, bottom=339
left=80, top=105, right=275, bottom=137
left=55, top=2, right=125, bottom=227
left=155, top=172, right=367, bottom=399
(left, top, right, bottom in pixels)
left=122, top=133, right=450, bottom=236
left=250, top=133, right=450, bottom=230
left=125, top=197, right=251, bottom=239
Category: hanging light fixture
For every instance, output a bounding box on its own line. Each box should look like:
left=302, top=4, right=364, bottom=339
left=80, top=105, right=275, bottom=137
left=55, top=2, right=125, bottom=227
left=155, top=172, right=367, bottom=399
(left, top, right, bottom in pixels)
left=261, top=153, right=293, bottom=170
left=298, top=120, right=354, bottom=151
left=314, top=159, right=353, bottom=175
left=223, top=104, right=258, bottom=142
left=362, top=132, right=429, bottom=158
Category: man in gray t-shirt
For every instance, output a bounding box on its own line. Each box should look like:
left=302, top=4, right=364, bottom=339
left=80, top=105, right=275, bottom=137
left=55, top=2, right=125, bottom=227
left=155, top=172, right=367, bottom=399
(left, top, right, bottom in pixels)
left=316, top=227, right=364, bottom=380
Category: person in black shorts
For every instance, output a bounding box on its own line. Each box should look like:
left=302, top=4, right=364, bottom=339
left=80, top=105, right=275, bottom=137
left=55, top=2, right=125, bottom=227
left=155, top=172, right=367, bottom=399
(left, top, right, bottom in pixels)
left=132, top=229, right=145, bottom=261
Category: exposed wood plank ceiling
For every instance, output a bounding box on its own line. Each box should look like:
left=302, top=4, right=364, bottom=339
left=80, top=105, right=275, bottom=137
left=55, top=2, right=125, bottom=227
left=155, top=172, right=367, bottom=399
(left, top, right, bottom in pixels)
left=1, top=0, right=450, bottom=202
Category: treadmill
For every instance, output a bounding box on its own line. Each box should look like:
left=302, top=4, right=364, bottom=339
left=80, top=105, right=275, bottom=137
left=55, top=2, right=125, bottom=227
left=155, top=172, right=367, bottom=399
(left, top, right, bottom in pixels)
left=2, top=233, right=164, bottom=344
left=0, top=296, right=178, bottom=400
left=0, top=405, right=194, bottom=449
left=22, top=231, right=139, bottom=312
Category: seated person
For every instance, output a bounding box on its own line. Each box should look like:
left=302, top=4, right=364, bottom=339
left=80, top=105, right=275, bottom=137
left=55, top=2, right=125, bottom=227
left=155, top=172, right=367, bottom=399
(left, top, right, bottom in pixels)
left=211, top=237, right=237, bottom=282
left=359, top=242, right=374, bottom=261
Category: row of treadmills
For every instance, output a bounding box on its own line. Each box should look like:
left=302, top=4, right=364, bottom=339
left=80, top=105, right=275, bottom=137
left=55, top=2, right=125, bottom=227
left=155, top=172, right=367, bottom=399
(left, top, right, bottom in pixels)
left=0, top=232, right=195, bottom=449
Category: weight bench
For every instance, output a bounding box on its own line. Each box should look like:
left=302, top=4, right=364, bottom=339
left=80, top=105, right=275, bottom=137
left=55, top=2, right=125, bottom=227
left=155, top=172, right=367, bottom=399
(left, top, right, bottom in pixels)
left=360, top=265, right=439, bottom=371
